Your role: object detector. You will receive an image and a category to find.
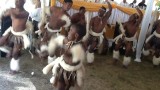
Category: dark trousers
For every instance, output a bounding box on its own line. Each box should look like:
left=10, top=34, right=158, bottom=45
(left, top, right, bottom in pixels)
left=0, top=16, right=12, bottom=57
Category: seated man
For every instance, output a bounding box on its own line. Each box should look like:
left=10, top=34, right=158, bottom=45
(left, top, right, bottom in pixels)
left=0, top=0, right=33, bottom=73
left=36, top=0, right=73, bottom=62
left=29, top=0, right=41, bottom=38
left=29, top=0, right=42, bottom=54
left=113, top=7, right=143, bottom=68
left=85, top=0, right=112, bottom=63
left=143, top=20, right=160, bottom=67
left=42, top=24, right=86, bottom=90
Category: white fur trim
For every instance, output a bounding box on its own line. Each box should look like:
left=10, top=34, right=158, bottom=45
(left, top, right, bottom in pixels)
left=38, top=19, right=46, bottom=31
left=22, top=34, right=31, bottom=49
left=82, top=33, right=89, bottom=42
left=123, top=56, right=131, bottom=66
left=42, top=57, right=61, bottom=75
left=48, top=35, right=65, bottom=55
left=87, top=52, right=94, bottom=63
left=142, top=49, right=150, bottom=56
left=154, top=31, right=160, bottom=38
left=134, top=58, right=141, bottom=62
left=60, top=60, right=83, bottom=72
left=52, top=63, right=59, bottom=76
left=99, top=35, right=104, bottom=46
left=36, top=49, right=41, bottom=55
left=2, top=27, right=11, bottom=36
left=50, top=76, right=56, bottom=84
left=0, top=46, right=10, bottom=53
left=61, top=15, right=71, bottom=28
left=70, top=44, right=85, bottom=63
left=145, top=34, right=154, bottom=43
left=114, top=34, right=123, bottom=44
left=48, top=56, right=56, bottom=64
left=113, top=50, right=119, bottom=60
left=103, top=28, right=106, bottom=33
left=40, top=44, right=48, bottom=52
left=5, top=27, right=31, bottom=49
left=76, top=66, right=85, bottom=87
left=38, top=9, right=47, bottom=30
left=119, top=22, right=125, bottom=34
left=50, top=62, right=60, bottom=84
left=29, top=50, right=34, bottom=59
left=10, top=58, right=20, bottom=71
left=50, top=63, right=60, bottom=84
left=45, top=23, right=61, bottom=33
left=89, top=30, right=103, bottom=37
left=125, top=36, right=136, bottom=42
left=153, top=56, right=160, bottom=65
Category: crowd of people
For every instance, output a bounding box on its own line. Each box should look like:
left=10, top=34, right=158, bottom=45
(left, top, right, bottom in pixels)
left=94, top=0, right=147, bottom=10
left=0, top=0, right=159, bottom=90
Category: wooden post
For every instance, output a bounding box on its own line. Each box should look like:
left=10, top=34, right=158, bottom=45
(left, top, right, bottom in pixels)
left=51, top=0, right=56, bottom=6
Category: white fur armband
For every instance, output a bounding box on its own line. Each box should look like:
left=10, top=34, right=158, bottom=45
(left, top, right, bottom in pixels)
left=61, top=15, right=71, bottom=28
left=10, top=58, right=20, bottom=71
left=153, top=56, right=160, bottom=65
left=154, top=31, right=160, bottom=38
left=48, top=35, right=65, bottom=55
left=2, top=27, right=11, bottom=36
left=42, top=57, right=61, bottom=75
left=70, top=44, right=85, bottom=63
left=123, top=56, right=131, bottom=66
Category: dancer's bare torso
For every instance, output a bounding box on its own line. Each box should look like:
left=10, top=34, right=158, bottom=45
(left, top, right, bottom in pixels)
left=48, top=6, right=70, bottom=30
left=6, top=8, right=29, bottom=32
left=123, top=22, right=138, bottom=38
left=91, top=16, right=107, bottom=33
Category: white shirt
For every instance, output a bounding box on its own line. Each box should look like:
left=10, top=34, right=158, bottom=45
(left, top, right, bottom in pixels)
left=29, top=8, right=42, bottom=22
left=120, top=2, right=129, bottom=7
left=129, top=3, right=137, bottom=8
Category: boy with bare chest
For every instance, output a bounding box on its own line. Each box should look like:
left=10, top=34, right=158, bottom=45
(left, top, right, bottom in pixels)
left=0, top=0, right=33, bottom=73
